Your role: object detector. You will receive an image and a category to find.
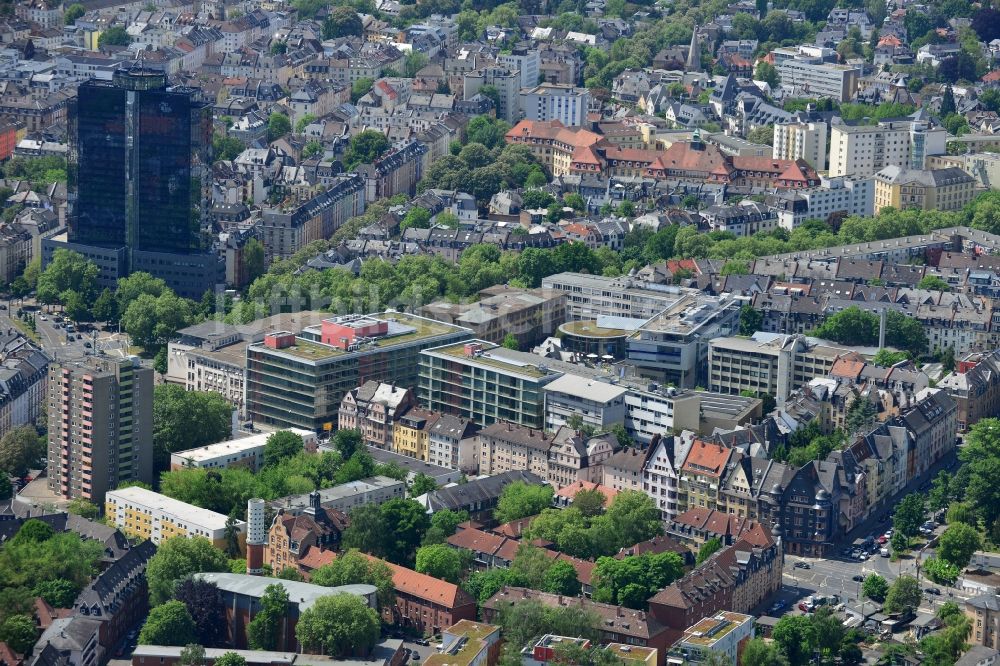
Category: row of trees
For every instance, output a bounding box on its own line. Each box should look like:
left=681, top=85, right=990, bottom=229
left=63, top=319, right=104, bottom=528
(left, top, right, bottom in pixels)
left=158, top=430, right=406, bottom=518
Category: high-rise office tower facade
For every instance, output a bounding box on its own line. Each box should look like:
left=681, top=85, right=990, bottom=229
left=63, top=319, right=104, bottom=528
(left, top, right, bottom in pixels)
left=47, top=356, right=154, bottom=504
left=45, top=66, right=224, bottom=298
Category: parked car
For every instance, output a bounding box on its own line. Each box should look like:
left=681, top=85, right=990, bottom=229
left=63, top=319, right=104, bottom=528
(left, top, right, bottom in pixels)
left=852, top=574, right=865, bottom=582
left=880, top=548, right=890, bottom=557
left=925, top=587, right=941, bottom=595
left=794, top=561, right=811, bottom=569
left=877, top=535, right=887, bottom=544
left=769, top=601, right=786, bottom=613
left=415, top=639, right=430, bottom=647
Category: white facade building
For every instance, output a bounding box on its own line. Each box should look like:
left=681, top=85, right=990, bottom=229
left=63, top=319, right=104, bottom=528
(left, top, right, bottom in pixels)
left=520, top=83, right=590, bottom=126
left=829, top=120, right=948, bottom=177
left=773, top=120, right=828, bottom=171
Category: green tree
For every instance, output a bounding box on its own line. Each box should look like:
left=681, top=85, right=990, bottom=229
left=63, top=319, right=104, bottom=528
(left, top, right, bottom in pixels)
left=918, top=275, right=951, bottom=291
left=91, top=288, right=118, bottom=322
left=322, top=6, right=363, bottom=38
left=64, top=3, right=85, bottom=23
left=959, top=418, right=1000, bottom=526
left=263, top=430, right=304, bottom=468
left=495, top=481, right=554, bottom=523
left=242, top=238, right=266, bottom=284
left=894, top=493, right=925, bottom=537
left=146, top=537, right=229, bottom=605
left=295, top=114, right=316, bottom=134
left=214, top=653, right=247, bottom=666
left=862, top=572, right=888, bottom=602
left=947, top=501, right=976, bottom=526
left=409, top=473, right=437, bottom=497
left=345, top=130, right=390, bottom=170
left=311, top=549, right=395, bottom=609
left=938, top=523, right=982, bottom=568
left=754, top=61, right=780, bottom=87
left=772, top=615, right=815, bottom=666
left=247, top=584, right=288, bottom=650
left=415, top=544, right=466, bottom=583
left=923, top=557, right=961, bottom=585
left=179, top=644, right=205, bottom=666
left=400, top=207, right=431, bottom=232
left=572, top=488, right=606, bottom=517
left=696, top=537, right=723, bottom=565
left=267, top=113, right=291, bottom=142
left=542, top=560, right=582, bottom=596
left=122, top=291, right=194, bottom=350
left=36, top=249, right=98, bottom=307
left=342, top=499, right=429, bottom=566
left=739, top=303, right=763, bottom=336
left=740, top=637, right=789, bottom=666
left=66, top=498, right=100, bottom=520
left=501, top=333, right=518, bottom=350
left=872, top=349, right=909, bottom=367
left=32, top=579, right=78, bottom=609
left=295, top=593, right=380, bottom=657
left=0, top=615, right=37, bottom=655
left=0, top=475, right=9, bottom=501
left=351, top=78, right=374, bottom=104
left=153, top=384, right=233, bottom=472
left=139, top=601, right=197, bottom=645
left=213, top=134, right=245, bottom=161
left=422, top=509, right=469, bottom=545
left=98, top=26, right=131, bottom=47
left=0, top=425, right=43, bottom=477
left=884, top=575, right=922, bottom=614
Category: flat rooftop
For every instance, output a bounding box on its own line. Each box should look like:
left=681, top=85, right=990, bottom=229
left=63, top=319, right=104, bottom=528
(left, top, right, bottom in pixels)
left=559, top=320, right=631, bottom=338
left=424, top=621, right=499, bottom=666
left=270, top=475, right=403, bottom=511
left=259, top=313, right=467, bottom=362
left=193, top=573, right=376, bottom=612
left=106, top=486, right=243, bottom=531
left=172, top=427, right=314, bottom=463
left=679, top=612, right=752, bottom=646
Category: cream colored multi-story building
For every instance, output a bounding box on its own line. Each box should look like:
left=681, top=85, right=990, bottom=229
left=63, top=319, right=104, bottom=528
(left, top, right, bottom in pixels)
left=873, top=165, right=976, bottom=215
left=708, top=332, right=868, bottom=403
left=170, top=428, right=317, bottom=472
left=105, top=486, right=246, bottom=548
left=773, top=120, right=827, bottom=171
left=829, top=120, right=947, bottom=177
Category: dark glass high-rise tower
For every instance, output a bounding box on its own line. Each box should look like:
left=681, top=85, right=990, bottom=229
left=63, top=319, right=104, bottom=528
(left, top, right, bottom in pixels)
left=70, top=66, right=210, bottom=254
left=53, top=65, right=223, bottom=298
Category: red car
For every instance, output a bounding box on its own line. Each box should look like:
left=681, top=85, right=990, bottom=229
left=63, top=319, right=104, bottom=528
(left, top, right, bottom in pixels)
left=877, top=535, right=887, bottom=544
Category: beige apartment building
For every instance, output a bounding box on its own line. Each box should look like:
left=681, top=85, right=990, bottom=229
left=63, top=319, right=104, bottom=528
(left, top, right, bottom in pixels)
left=873, top=165, right=976, bottom=215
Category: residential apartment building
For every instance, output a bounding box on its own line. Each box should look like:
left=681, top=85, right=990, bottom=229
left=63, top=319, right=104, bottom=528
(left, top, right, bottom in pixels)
left=339, top=382, right=415, bottom=450
left=829, top=120, right=947, bottom=177
left=359, top=141, right=428, bottom=202
left=966, top=594, right=1000, bottom=651
left=627, top=293, right=740, bottom=388
left=477, top=422, right=553, bottom=480
left=498, top=46, right=540, bottom=89
left=649, top=524, right=782, bottom=632
left=667, top=612, right=754, bottom=666
left=269, top=476, right=406, bottom=515
left=873, top=165, right=976, bottom=215
left=47, top=356, right=153, bottom=504
left=520, top=83, right=591, bottom=126
left=105, top=486, right=247, bottom=548
left=420, top=287, right=567, bottom=348
left=246, top=313, right=471, bottom=431
left=643, top=434, right=688, bottom=520
left=170, top=429, right=316, bottom=472
left=602, top=448, right=646, bottom=492
left=427, top=414, right=478, bottom=472
left=0, top=331, right=48, bottom=440
left=708, top=332, right=866, bottom=403
left=482, top=589, right=674, bottom=659
left=393, top=408, right=440, bottom=461
left=166, top=321, right=251, bottom=416
left=892, top=388, right=956, bottom=480
left=464, top=67, right=521, bottom=123
left=676, top=440, right=733, bottom=514
left=939, top=350, right=1000, bottom=431
left=365, top=555, right=478, bottom=636
left=259, top=174, right=366, bottom=260
left=775, top=59, right=860, bottom=102
left=773, top=120, right=827, bottom=171
left=417, top=470, right=545, bottom=519
left=543, top=374, right=627, bottom=433
left=774, top=176, right=874, bottom=230
left=266, top=492, right=348, bottom=574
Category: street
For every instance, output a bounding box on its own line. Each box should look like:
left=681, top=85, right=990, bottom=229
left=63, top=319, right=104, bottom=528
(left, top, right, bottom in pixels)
left=6, top=299, right=133, bottom=362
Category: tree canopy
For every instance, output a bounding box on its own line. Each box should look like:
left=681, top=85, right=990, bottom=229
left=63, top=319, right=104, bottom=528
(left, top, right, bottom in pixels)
left=146, top=537, right=229, bottom=605
left=139, top=601, right=197, bottom=646
left=295, top=593, right=380, bottom=657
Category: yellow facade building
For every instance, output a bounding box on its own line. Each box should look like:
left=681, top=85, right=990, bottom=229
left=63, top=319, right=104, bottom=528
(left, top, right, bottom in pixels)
left=105, top=486, right=246, bottom=550
left=873, top=165, right=976, bottom=215
left=392, top=408, right=440, bottom=461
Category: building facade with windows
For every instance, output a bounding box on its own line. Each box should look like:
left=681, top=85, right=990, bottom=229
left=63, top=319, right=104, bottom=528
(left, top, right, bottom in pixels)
left=105, top=486, right=246, bottom=547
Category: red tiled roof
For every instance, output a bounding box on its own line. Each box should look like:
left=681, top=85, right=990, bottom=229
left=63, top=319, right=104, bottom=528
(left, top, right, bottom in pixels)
left=297, top=548, right=336, bottom=575
left=680, top=440, right=730, bottom=478
left=447, top=528, right=506, bottom=555
left=830, top=357, right=865, bottom=380
left=553, top=480, right=619, bottom=503
left=362, top=554, right=474, bottom=609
